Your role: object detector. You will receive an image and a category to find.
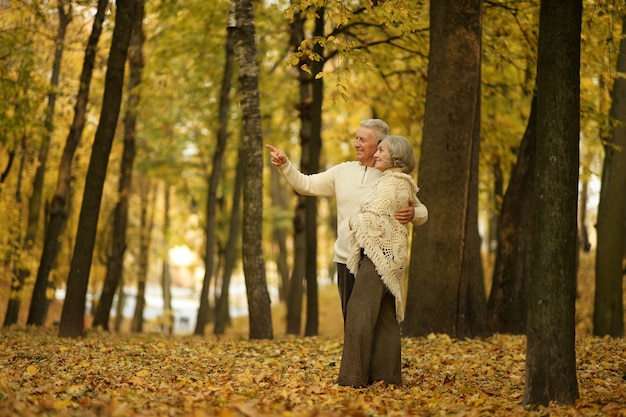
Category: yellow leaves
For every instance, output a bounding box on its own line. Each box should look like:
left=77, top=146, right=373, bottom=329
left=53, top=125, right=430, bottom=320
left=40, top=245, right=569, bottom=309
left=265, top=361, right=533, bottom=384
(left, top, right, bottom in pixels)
left=52, top=398, right=75, bottom=411
left=1, top=328, right=625, bottom=417
left=25, top=365, right=38, bottom=375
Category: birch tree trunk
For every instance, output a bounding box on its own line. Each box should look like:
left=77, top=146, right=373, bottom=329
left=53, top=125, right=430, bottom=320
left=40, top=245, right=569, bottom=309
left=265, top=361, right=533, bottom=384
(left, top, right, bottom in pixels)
left=233, top=0, right=273, bottom=340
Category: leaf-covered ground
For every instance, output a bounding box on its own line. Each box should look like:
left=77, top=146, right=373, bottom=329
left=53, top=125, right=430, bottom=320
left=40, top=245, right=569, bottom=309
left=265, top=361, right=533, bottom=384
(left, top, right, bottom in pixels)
left=1, top=253, right=625, bottom=416
left=1, top=328, right=625, bottom=417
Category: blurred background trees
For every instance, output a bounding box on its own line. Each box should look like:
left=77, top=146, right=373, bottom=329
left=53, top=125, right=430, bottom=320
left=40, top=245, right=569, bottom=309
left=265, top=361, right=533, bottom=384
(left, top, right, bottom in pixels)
left=0, top=0, right=623, bottom=348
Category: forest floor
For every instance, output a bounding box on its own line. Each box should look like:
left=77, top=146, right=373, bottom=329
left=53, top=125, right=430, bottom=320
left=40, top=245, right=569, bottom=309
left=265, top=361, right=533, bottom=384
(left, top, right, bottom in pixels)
left=1, top=251, right=625, bottom=417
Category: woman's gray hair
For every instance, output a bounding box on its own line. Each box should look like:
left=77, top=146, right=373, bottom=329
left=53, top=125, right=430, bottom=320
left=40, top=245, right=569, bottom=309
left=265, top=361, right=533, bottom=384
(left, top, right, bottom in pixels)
left=381, top=135, right=416, bottom=174
left=360, top=119, right=390, bottom=142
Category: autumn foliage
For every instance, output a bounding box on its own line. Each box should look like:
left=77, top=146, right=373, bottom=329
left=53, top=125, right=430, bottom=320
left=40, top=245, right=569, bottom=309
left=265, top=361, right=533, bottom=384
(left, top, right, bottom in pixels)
left=1, top=254, right=625, bottom=417
left=1, top=328, right=625, bottom=417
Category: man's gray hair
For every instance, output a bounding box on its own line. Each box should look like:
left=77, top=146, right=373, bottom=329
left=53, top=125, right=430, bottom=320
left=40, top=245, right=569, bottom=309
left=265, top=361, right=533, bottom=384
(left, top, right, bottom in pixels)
left=360, top=119, right=390, bottom=141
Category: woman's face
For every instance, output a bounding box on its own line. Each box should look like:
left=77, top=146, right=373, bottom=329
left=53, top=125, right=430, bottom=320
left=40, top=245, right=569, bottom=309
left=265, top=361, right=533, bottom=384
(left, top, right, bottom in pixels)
left=374, top=140, right=391, bottom=171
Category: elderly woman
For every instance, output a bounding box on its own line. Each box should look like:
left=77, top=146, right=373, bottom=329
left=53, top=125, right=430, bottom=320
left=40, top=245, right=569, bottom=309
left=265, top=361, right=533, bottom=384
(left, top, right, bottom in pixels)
left=338, top=135, right=428, bottom=388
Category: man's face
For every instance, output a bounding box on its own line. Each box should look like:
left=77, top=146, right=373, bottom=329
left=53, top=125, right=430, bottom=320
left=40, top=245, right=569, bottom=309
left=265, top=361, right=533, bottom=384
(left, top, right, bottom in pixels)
left=354, top=127, right=378, bottom=167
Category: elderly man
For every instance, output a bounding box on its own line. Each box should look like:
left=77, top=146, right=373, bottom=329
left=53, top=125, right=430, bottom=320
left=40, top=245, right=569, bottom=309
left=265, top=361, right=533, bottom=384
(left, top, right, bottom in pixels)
left=266, top=119, right=428, bottom=320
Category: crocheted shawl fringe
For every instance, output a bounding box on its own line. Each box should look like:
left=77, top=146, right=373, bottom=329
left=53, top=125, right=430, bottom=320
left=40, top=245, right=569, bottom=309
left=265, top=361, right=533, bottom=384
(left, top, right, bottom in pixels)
left=346, top=243, right=406, bottom=323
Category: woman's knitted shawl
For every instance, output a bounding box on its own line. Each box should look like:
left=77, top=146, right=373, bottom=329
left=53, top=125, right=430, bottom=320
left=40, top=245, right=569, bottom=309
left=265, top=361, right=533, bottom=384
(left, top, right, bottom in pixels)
left=346, top=169, right=418, bottom=322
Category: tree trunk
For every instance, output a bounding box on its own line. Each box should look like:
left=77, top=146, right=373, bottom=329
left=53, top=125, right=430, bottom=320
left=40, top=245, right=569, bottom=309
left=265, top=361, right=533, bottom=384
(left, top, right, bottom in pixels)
left=488, top=157, right=503, bottom=257
left=304, top=7, right=324, bottom=337
left=131, top=177, right=155, bottom=333
left=5, top=0, right=72, bottom=327
left=0, top=150, right=15, bottom=186
left=194, top=13, right=235, bottom=336
left=113, top=277, right=125, bottom=332
left=161, top=186, right=172, bottom=334
left=578, top=174, right=591, bottom=253
left=593, top=13, right=626, bottom=338
left=233, top=0, right=273, bottom=340
left=403, top=0, right=489, bottom=339
left=285, top=8, right=308, bottom=336
left=269, top=160, right=290, bottom=302
left=215, top=149, right=243, bottom=335
left=27, top=0, right=109, bottom=327
left=93, top=0, right=145, bottom=331
left=523, top=0, right=581, bottom=406
left=59, top=0, right=138, bottom=338
left=211, top=20, right=237, bottom=336
left=487, top=94, right=537, bottom=334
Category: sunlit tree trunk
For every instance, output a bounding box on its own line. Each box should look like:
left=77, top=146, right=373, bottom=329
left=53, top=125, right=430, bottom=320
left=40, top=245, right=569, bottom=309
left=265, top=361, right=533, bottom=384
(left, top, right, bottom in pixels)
left=59, top=0, right=139, bottom=338
left=93, top=0, right=145, bottom=331
left=404, top=0, right=489, bottom=339
left=233, top=0, right=273, bottom=340
left=593, top=13, right=626, bottom=338
left=524, top=0, right=581, bottom=406
left=488, top=94, right=537, bottom=334
left=27, top=0, right=109, bottom=327
left=5, top=1, right=72, bottom=327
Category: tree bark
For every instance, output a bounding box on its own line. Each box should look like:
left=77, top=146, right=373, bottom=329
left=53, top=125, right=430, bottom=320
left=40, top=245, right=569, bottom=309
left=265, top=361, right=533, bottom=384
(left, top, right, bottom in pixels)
left=161, top=186, right=172, bottom=334
left=233, top=0, right=273, bottom=339
left=131, top=177, right=155, bottom=333
left=523, top=0, right=581, bottom=406
left=286, top=8, right=308, bottom=336
left=593, top=13, right=626, bottom=338
left=403, top=0, right=490, bottom=339
left=212, top=20, right=238, bottom=336
left=578, top=174, right=591, bottom=253
left=5, top=0, right=72, bottom=327
left=269, top=159, right=290, bottom=302
left=59, top=0, right=139, bottom=338
left=304, top=7, right=324, bottom=337
left=194, top=13, right=236, bottom=336
left=215, top=149, right=243, bottom=335
left=487, top=94, right=537, bottom=334
left=27, top=0, right=109, bottom=327
left=93, top=0, right=145, bottom=331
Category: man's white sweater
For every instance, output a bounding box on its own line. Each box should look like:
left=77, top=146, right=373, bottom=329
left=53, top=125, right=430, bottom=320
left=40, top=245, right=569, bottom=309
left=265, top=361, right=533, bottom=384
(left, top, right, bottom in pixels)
left=277, top=160, right=427, bottom=265
left=278, top=160, right=381, bottom=264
